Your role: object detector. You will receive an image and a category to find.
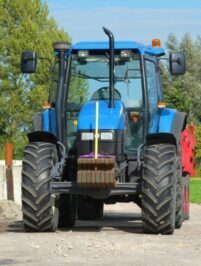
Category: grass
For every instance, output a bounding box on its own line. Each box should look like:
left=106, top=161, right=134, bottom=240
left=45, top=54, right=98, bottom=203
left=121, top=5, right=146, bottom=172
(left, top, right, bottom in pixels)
left=190, top=178, right=201, bottom=203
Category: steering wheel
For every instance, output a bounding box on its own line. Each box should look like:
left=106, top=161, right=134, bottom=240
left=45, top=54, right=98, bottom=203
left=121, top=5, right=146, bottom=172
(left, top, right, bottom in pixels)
left=91, top=87, right=121, bottom=100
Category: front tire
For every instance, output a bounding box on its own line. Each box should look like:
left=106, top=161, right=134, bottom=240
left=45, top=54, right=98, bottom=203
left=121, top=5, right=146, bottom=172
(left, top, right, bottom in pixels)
left=21, top=142, right=58, bottom=232
left=142, top=144, right=176, bottom=234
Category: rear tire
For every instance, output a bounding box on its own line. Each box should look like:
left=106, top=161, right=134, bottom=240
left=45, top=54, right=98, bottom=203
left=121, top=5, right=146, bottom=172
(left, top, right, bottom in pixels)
left=175, top=147, right=183, bottom=229
left=77, top=196, right=104, bottom=220
left=183, top=174, right=190, bottom=220
left=142, top=144, right=176, bottom=234
left=21, top=142, right=58, bottom=232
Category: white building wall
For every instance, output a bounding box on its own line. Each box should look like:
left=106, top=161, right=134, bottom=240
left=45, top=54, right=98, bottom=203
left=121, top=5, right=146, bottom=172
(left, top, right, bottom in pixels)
left=0, top=161, right=22, bottom=205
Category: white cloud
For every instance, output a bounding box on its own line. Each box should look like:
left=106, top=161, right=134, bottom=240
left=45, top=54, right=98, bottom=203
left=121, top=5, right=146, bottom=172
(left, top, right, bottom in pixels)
left=49, top=7, right=201, bottom=45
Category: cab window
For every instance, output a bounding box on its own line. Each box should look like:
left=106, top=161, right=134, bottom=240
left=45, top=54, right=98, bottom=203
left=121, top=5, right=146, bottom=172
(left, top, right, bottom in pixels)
left=145, top=60, right=158, bottom=114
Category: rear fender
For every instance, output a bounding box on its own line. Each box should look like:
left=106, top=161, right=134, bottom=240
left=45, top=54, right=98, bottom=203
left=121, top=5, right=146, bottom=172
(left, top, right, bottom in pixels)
left=158, top=108, right=187, bottom=146
left=34, top=109, right=57, bottom=135
left=171, top=111, right=187, bottom=144
left=28, top=131, right=58, bottom=145
left=146, top=132, right=176, bottom=146
left=146, top=109, right=187, bottom=147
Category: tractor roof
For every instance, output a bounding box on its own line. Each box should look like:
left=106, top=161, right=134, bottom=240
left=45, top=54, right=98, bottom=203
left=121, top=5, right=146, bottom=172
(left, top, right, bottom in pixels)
left=72, top=41, right=165, bottom=56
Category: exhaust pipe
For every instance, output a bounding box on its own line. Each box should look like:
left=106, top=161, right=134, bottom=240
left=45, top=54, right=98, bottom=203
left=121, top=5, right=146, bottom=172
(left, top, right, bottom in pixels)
left=102, top=27, right=115, bottom=108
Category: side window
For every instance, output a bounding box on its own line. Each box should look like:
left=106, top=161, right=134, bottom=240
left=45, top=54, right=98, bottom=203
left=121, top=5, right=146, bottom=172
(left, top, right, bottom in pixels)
left=145, top=60, right=158, bottom=114
left=156, top=67, right=164, bottom=101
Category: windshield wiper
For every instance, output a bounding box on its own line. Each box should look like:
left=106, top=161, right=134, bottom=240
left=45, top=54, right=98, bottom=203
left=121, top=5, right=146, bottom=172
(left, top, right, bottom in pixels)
left=72, top=72, right=109, bottom=82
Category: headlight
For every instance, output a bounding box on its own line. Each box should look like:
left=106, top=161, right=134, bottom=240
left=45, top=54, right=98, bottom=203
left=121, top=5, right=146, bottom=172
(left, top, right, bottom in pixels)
left=81, top=132, right=113, bottom=141
left=101, top=132, right=113, bottom=140
left=81, top=132, right=94, bottom=140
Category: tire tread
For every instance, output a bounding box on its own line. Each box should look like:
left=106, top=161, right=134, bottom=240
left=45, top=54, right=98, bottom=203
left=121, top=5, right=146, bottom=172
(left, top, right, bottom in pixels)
left=142, top=144, right=176, bottom=234
left=21, top=142, right=57, bottom=232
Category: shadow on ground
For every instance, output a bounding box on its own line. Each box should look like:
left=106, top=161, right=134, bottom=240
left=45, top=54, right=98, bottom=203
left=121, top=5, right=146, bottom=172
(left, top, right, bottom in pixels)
left=72, top=212, right=143, bottom=234
left=4, top=211, right=143, bottom=234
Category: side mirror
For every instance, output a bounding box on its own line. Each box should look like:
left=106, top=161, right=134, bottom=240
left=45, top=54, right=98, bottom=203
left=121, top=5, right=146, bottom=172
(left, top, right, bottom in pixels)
left=21, top=51, right=37, bottom=73
left=169, top=52, right=186, bottom=75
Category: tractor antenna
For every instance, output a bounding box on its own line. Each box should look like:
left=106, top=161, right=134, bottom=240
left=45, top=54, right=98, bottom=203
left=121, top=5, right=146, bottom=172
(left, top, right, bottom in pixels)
left=102, top=27, right=114, bottom=108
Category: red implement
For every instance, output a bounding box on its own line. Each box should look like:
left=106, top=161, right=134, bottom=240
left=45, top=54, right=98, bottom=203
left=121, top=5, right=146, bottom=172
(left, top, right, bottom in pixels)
left=181, top=125, right=196, bottom=220
left=181, top=125, right=196, bottom=177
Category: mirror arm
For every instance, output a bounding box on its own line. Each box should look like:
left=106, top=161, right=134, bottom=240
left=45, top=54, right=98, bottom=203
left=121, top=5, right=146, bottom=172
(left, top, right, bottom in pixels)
left=22, top=56, right=52, bottom=66
left=158, top=57, right=180, bottom=64
left=38, top=57, right=52, bottom=66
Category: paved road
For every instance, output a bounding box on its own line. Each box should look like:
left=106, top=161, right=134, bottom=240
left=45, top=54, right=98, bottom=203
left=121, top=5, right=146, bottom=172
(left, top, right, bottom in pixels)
left=0, top=203, right=201, bottom=266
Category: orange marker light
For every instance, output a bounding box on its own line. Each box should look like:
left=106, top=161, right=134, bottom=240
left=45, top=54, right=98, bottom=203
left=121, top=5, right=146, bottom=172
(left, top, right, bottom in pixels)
left=152, top=39, right=161, bottom=48
left=42, top=101, right=51, bottom=109
left=158, top=101, right=166, bottom=108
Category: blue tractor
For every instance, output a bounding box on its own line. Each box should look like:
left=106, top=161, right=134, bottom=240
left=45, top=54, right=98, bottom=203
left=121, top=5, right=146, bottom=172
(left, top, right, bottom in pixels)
left=21, top=28, right=187, bottom=234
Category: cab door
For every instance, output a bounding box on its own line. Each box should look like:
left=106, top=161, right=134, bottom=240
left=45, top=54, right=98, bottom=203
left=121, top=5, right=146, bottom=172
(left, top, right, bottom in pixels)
left=145, top=59, right=160, bottom=134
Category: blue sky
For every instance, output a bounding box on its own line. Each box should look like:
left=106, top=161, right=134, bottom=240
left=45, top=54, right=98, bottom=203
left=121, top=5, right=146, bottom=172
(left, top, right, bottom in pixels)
left=46, top=0, right=201, bottom=46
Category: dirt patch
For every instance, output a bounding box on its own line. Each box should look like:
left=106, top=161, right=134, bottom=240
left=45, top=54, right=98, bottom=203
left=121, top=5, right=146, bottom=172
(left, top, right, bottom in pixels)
left=0, top=203, right=201, bottom=266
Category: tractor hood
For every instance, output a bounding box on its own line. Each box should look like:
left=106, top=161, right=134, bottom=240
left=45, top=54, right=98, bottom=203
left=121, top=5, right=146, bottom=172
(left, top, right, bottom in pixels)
left=78, top=100, right=126, bottom=130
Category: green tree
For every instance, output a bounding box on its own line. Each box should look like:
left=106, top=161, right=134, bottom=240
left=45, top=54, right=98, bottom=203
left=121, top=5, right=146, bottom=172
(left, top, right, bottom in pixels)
left=162, top=33, right=187, bottom=113
left=0, top=0, right=70, bottom=158
left=163, top=33, right=201, bottom=122
left=164, top=81, right=191, bottom=113
left=166, top=33, right=179, bottom=52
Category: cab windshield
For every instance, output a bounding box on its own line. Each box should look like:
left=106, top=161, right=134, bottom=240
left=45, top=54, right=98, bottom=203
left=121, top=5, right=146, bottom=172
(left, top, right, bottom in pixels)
left=67, top=54, right=143, bottom=110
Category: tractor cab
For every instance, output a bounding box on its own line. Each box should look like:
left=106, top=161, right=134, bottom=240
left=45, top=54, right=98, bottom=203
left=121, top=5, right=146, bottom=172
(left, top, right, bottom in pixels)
left=64, top=40, right=168, bottom=160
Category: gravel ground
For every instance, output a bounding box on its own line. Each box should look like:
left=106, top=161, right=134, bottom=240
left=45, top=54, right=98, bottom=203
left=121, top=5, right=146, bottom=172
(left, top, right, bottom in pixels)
left=0, top=201, right=201, bottom=266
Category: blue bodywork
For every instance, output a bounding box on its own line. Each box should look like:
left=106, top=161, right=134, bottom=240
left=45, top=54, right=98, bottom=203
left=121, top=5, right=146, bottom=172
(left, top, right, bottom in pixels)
left=42, top=106, right=176, bottom=137
left=43, top=109, right=57, bottom=135
left=78, top=100, right=126, bottom=130
left=71, top=41, right=165, bottom=56
left=158, top=108, right=176, bottom=132
left=149, top=108, right=176, bottom=134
